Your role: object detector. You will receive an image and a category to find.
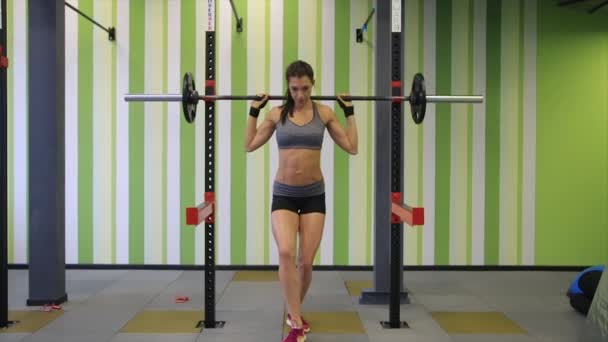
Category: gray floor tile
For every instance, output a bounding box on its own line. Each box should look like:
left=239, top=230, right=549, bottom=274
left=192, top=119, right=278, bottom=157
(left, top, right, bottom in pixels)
left=306, top=271, right=351, bottom=294
left=7, top=271, right=28, bottom=285
left=477, top=294, right=572, bottom=313
left=65, top=270, right=129, bottom=281
left=176, top=270, right=235, bottom=283
left=406, top=271, right=469, bottom=283
left=67, top=279, right=114, bottom=299
left=216, top=282, right=284, bottom=311
left=412, top=294, right=494, bottom=311
left=144, top=293, right=205, bottom=311
left=204, top=309, right=285, bottom=334
left=300, top=293, right=356, bottom=311
left=340, top=271, right=374, bottom=281
left=83, top=293, right=158, bottom=309
left=119, top=270, right=182, bottom=282
left=4, top=270, right=600, bottom=342
left=305, top=333, right=370, bottom=342
left=19, top=331, right=112, bottom=342
left=97, top=279, right=173, bottom=295
left=359, top=306, right=450, bottom=339
left=504, top=311, right=588, bottom=339
left=460, top=271, right=568, bottom=296
left=449, top=334, right=540, bottom=342
left=0, top=333, right=29, bottom=342
left=155, top=273, right=231, bottom=304
left=539, top=295, right=574, bottom=313
left=368, top=334, right=452, bottom=342
left=407, top=281, right=473, bottom=295
left=109, top=333, right=199, bottom=342
left=35, top=309, right=136, bottom=335
left=196, top=331, right=281, bottom=342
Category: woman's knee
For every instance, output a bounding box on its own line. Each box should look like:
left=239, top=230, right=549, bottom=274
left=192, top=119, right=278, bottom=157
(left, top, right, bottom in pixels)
left=278, top=248, right=296, bottom=261
left=298, top=257, right=314, bottom=272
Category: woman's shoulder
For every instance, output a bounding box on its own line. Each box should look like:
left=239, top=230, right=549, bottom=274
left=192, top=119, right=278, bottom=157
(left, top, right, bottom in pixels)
left=314, top=102, right=335, bottom=123
left=266, top=106, right=281, bottom=123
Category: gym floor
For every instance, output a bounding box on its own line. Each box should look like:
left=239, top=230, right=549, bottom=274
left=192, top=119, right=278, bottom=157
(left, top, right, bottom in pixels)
left=1, top=269, right=602, bottom=342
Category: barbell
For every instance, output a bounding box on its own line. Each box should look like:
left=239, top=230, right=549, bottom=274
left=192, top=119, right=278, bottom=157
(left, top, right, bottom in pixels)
left=124, top=72, right=483, bottom=124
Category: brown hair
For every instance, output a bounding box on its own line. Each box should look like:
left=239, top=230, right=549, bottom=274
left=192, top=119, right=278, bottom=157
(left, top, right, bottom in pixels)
left=280, top=60, right=314, bottom=124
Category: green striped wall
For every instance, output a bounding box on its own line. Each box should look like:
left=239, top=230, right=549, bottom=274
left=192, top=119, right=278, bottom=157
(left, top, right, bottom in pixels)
left=536, top=0, right=608, bottom=265
left=5, top=0, right=608, bottom=266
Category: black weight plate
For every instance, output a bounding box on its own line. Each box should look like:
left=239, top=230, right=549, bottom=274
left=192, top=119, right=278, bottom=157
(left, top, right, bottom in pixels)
left=409, top=73, right=427, bottom=124
left=182, top=72, right=198, bottom=123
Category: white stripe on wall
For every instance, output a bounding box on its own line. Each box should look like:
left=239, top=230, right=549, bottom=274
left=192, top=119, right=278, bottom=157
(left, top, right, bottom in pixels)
left=217, top=0, right=233, bottom=264
left=268, top=0, right=283, bottom=266
left=422, top=0, right=437, bottom=265
left=522, top=0, right=537, bottom=265
left=144, top=1, right=165, bottom=264
left=65, top=0, right=79, bottom=264
left=12, top=0, right=28, bottom=263
left=116, top=0, right=130, bottom=263
left=403, top=0, right=421, bottom=265
left=369, top=0, right=377, bottom=263
left=195, top=0, right=209, bottom=265
left=450, top=1, right=469, bottom=265
left=298, top=0, right=323, bottom=263
left=246, top=0, right=267, bottom=265
left=499, top=1, right=520, bottom=265
left=472, top=0, right=487, bottom=265
left=166, top=0, right=181, bottom=264
left=298, top=0, right=317, bottom=70
left=320, top=0, right=335, bottom=265
left=94, top=0, right=114, bottom=263
left=348, top=1, right=370, bottom=265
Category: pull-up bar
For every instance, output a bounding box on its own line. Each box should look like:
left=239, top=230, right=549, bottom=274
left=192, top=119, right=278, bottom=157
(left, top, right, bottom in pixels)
left=65, top=1, right=115, bottom=41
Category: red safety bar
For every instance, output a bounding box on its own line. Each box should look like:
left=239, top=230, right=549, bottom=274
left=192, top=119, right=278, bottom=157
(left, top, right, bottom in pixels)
left=186, top=192, right=215, bottom=226
left=205, top=80, right=216, bottom=96
left=0, top=46, right=8, bottom=69
left=205, top=80, right=216, bottom=88
left=391, top=192, right=424, bottom=226
left=391, top=81, right=401, bottom=102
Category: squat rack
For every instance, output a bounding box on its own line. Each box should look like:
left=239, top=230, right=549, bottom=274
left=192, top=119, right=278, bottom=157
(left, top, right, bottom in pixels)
left=167, top=0, right=477, bottom=330
left=1, top=0, right=11, bottom=329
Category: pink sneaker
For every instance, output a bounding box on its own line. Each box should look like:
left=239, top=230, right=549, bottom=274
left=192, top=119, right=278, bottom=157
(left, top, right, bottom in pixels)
left=283, top=327, right=306, bottom=342
left=286, top=313, right=310, bottom=333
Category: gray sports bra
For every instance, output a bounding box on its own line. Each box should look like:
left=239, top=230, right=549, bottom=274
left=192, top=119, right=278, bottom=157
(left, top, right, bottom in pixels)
left=276, top=102, right=325, bottom=150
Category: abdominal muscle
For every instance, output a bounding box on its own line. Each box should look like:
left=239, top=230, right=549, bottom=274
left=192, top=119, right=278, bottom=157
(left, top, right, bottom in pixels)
left=275, top=149, right=323, bottom=185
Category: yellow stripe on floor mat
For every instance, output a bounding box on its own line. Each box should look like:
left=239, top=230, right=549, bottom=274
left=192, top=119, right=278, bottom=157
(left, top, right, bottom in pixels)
left=344, top=280, right=373, bottom=297
left=120, top=311, right=203, bottom=333
left=431, top=311, right=527, bottom=334
left=232, top=270, right=279, bottom=282
left=283, top=311, right=365, bottom=334
left=0, top=310, right=63, bottom=333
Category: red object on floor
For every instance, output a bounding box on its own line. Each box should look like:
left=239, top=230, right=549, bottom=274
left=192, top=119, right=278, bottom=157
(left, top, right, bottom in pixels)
left=42, top=304, right=62, bottom=312
left=175, top=296, right=190, bottom=303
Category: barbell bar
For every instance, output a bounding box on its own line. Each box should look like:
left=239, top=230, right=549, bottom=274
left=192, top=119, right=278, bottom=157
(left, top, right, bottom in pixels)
left=124, top=72, right=484, bottom=125
left=125, top=94, right=483, bottom=103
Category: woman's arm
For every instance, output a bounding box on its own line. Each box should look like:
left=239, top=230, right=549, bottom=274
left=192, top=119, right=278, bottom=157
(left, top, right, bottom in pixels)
left=245, top=106, right=278, bottom=152
left=325, top=105, right=358, bottom=155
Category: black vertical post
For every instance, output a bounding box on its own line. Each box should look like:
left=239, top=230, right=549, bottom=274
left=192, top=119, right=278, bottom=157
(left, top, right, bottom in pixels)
left=0, top=0, right=10, bottom=328
left=389, top=29, right=404, bottom=327
left=361, top=0, right=408, bottom=307
left=381, top=0, right=408, bottom=329
left=26, top=0, right=67, bottom=307
left=204, top=30, right=216, bottom=328
left=200, top=30, right=223, bottom=329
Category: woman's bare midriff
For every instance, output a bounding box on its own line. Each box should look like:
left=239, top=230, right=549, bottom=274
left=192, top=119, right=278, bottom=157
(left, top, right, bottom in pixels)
left=275, top=149, right=323, bottom=185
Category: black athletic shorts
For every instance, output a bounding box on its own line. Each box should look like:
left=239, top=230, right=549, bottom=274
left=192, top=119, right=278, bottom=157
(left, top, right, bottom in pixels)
left=271, top=193, right=326, bottom=214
